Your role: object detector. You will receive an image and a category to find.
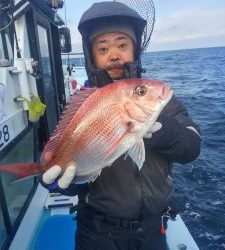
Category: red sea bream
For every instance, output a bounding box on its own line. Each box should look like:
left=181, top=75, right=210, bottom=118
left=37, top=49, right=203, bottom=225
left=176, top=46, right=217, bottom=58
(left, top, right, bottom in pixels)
left=0, top=79, right=173, bottom=183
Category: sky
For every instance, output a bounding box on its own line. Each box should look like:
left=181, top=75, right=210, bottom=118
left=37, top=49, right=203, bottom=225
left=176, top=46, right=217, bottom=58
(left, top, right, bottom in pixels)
left=58, top=0, right=225, bottom=52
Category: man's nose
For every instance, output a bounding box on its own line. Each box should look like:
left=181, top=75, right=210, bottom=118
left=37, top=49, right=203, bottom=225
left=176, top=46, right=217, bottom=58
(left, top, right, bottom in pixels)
left=110, top=55, right=120, bottom=62
left=109, top=49, right=120, bottom=62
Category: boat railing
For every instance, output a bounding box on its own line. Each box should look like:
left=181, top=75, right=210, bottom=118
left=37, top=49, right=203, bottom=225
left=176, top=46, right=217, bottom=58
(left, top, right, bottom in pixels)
left=61, top=52, right=87, bottom=101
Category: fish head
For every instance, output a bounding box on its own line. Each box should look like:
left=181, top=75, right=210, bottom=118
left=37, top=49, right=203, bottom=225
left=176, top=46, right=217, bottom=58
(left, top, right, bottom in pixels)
left=121, top=78, right=173, bottom=123
left=133, top=79, right=172, bottom=110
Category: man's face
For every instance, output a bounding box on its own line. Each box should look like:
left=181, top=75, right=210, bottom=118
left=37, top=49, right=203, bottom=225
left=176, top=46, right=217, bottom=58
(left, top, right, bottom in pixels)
left=92, top=32, right=135, bottom=80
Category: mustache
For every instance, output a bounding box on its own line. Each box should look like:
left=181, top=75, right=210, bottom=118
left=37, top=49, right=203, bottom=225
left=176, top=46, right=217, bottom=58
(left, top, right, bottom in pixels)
left=104, top=63, right=124, bottom=71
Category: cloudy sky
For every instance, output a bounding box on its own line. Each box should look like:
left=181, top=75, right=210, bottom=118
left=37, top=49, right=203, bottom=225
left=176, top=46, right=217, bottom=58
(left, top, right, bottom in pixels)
left=58, top=0, right=225, bottom=52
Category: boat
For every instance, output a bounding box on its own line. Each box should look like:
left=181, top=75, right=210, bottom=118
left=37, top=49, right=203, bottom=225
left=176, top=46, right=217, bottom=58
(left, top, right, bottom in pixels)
left=0, top=1, right=199, bottom=249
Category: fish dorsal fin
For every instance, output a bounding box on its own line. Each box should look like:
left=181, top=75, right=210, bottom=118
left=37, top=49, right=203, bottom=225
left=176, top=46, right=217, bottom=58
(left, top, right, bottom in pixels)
left=41, top=88, right=98, bottom=162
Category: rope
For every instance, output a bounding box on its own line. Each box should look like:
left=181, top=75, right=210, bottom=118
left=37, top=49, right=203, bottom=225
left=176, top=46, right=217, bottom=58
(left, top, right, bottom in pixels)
left=0, top=13, right=12, bottom=31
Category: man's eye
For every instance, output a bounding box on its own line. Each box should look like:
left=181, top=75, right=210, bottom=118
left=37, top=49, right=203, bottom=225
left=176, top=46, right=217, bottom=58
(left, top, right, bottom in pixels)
left=98, top=48, right=108, bottom=53
left=119, top=43, right=127, bottom=49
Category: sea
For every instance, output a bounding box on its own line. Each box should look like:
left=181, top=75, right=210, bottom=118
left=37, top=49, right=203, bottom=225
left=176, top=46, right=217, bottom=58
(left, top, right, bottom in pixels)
left=142, top=46, right=225, bottom=250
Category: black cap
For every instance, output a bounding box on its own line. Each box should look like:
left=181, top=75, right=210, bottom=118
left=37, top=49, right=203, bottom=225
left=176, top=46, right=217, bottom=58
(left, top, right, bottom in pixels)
left=78, top=1, right=147, bottom=41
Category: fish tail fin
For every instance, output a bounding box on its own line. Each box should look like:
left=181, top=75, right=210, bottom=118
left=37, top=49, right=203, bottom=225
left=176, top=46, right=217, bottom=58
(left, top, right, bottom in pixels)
left=0, top=162, right=42, bottom=181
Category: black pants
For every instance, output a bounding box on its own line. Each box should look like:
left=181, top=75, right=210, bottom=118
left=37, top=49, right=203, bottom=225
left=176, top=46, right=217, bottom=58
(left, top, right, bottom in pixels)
left=75, top=207, right=168, bottom=250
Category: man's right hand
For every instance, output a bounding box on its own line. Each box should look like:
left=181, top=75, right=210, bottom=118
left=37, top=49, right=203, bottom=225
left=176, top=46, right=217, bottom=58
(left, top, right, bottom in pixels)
left=40, top=164, right=76, bottom=191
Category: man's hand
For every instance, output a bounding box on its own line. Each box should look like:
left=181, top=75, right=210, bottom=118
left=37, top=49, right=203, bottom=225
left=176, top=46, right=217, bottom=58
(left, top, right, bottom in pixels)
left=40, top=164, right=76, bottom=190
left=144, top=121, right=162, bottom=139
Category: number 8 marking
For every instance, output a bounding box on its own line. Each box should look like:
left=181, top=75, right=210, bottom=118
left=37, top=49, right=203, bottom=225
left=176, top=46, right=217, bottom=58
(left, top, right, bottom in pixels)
left=3, top=125, right=10, bottom=142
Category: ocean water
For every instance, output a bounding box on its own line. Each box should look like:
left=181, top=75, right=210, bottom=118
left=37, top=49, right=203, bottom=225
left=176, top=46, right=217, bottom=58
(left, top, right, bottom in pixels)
left=142, top=47, right=225, bottom=250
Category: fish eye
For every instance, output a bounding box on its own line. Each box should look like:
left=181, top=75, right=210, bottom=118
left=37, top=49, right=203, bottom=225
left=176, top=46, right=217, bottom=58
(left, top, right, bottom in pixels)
left=134, top=85, right=147, bottom=96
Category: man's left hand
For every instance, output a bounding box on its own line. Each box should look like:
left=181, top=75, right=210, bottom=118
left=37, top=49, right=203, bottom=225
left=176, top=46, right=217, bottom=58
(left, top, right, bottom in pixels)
left=144, top=121, right=162, bottom=138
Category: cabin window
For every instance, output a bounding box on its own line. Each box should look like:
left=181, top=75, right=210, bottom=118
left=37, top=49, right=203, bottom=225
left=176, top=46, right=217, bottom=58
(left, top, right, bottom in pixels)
left=0, top=22, right=13, bottom=65
left=0, top=130, right=35, bottom=225
left=38, top=25, right=51, bottom=78
left=37, top=24, right=58, bottom=134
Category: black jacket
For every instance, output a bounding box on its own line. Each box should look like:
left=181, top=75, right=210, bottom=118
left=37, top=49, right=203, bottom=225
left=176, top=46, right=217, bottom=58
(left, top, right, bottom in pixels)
left=60, top=95, right=201, bottom=220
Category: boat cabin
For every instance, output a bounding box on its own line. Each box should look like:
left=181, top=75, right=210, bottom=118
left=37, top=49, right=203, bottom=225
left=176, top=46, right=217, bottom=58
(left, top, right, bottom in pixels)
left=0, top=0, right=67, bottom=248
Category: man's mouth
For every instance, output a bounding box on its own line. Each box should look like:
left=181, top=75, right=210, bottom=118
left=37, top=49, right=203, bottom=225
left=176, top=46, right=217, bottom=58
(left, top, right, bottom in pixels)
left=105, top=64, right=123, bottom=71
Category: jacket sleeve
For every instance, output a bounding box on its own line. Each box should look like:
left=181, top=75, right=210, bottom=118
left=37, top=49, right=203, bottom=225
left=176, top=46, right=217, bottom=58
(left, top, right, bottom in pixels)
left=40, top=176, right=89, bottom=197
left=145, top=95, right=201, bottom=164
left=58, top=183, right=89, bottom=197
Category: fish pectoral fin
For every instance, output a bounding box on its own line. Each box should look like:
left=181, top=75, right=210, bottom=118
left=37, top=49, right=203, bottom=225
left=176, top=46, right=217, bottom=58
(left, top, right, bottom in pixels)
left=73, top=169, right=102, bottom=184
left=103, top=131, right=129, bottom=163
left=127, top=139, right=145, bottom=170
left=103, top=122, right=141, bottom=165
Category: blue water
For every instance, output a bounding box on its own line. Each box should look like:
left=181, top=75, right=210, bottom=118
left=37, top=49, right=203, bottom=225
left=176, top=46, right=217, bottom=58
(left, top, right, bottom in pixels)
left=142, top=47, right=225, bottom=250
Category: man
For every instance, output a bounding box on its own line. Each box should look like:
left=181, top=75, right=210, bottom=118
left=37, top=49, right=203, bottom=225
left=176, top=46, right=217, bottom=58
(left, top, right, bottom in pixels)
left=41, top=2, right=201, bottom=250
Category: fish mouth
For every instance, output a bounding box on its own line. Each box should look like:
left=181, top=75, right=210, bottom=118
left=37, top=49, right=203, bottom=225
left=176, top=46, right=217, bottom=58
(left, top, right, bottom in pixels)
left=160, top=89, right=174, bottom=103
left=156, top=89, right=174, bottom=111
left=144, top=89, right=174, bottom=126
left=159, top=83, right=171, bottom=100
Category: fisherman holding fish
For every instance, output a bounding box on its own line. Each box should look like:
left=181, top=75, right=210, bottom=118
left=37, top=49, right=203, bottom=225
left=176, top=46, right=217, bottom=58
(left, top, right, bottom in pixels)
left=14, top=1, right=202, bottom=249
left=40, top=1, right=201, bottom=250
